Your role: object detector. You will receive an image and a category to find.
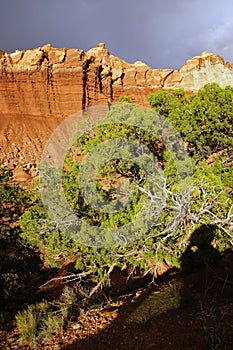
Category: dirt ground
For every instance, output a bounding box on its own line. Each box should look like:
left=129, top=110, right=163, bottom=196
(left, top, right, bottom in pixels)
left=1, top=252, right=232, bottom=350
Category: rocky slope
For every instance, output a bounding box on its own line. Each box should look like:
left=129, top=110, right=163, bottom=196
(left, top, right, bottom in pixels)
left=1, top=43, right=233, bottom=175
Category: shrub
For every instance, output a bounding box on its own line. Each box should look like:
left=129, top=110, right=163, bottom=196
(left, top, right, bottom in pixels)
left=0, top=164, right=44, bottom=310
left=119, top=95, right=131, bottom=103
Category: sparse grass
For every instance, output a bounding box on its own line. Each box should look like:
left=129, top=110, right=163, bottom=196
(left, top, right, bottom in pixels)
left=60, top=285, right=77, bottom=308
left=39, top=313, right=64, bottom=342
left=16, top=303, right=43, bottom=349
left=15, top=286, right=77, bottom=348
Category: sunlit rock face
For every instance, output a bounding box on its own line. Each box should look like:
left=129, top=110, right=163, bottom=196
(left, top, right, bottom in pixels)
left=1, top=44, right=233, bottom=171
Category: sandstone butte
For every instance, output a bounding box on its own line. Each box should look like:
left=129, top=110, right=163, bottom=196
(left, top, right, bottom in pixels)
left=1, top=42, right=233, bottom=177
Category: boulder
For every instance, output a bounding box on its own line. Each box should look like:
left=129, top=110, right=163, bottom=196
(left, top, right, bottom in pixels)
left=13, top=168, right=31, bottom=182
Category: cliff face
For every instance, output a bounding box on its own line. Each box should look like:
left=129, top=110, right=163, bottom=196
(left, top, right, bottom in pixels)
left=0, top=42, right=172, bottom=117
left=1, top=43, right=233, bottom=175
left=1, top=44, right=233, bottom=118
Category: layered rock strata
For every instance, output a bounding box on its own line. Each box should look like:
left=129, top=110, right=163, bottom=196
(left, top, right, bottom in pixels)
left=1, top=43, right=233, bottom=174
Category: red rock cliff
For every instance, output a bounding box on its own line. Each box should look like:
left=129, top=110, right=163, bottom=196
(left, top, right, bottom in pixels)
left=1, top=43, right=233, bottom=175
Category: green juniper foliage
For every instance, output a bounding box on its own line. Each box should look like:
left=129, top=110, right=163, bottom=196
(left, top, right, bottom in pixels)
left=18, top=91, right=232, bottom=293
left=148, top=83, right=233, bottom=160
left=0, top=165, right=44, bottom=308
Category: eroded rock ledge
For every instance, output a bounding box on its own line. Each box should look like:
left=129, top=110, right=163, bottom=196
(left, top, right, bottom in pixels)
left=1, top=43, right=233, bottom=173
left=1, top=43, right=233, bottom=117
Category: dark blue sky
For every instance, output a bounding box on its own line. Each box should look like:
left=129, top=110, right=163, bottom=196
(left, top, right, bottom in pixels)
left=0, top=0, right=233, bottom=69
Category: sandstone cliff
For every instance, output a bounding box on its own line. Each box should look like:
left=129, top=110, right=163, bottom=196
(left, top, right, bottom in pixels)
left=1, top=43, right=233, bottom=175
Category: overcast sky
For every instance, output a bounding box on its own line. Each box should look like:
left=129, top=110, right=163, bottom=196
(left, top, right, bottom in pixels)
left=0, top=0, right=233, bottom=69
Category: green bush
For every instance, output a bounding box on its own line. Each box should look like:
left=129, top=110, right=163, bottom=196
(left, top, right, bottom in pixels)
left=0, top=164, right=44, bottom=310
left=148, top=84, right=233, bottom=159
left=119, top=95, right=131, bottom=103
left=19, top=98, right=232, bottom=299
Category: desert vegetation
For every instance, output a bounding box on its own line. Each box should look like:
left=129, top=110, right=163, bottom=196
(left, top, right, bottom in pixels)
left=0, top=83, right=232, bottom=348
